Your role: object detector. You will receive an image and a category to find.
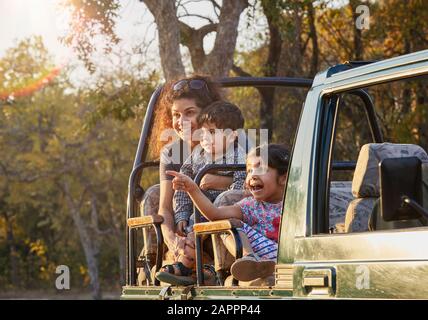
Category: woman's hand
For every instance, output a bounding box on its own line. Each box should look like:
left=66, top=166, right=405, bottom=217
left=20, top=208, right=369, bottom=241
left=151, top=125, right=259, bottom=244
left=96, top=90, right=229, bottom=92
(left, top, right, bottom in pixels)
left=166, top=170, right=198, bottom=193
left=176, top=220, right=188, bottom=237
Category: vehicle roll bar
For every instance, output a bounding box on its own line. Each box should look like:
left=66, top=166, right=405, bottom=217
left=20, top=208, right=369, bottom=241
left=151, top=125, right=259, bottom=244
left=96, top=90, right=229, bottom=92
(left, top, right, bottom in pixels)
left=126, top=77, right=314, bottom=286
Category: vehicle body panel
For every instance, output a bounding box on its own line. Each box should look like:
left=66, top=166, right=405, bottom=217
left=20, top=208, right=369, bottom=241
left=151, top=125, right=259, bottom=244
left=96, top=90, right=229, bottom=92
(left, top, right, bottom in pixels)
left=285, top=50, right=428, bottom=299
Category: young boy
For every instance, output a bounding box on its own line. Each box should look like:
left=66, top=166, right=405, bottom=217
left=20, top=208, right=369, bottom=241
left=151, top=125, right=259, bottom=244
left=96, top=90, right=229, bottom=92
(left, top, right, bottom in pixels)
left=173, top=101, right=247, bottom=235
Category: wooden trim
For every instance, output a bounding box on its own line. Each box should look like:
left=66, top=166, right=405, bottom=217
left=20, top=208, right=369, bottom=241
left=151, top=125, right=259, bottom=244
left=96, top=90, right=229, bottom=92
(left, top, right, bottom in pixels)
left=193, top=219, right=242, bottom=234
left=127, top=215, right=164, bottom=228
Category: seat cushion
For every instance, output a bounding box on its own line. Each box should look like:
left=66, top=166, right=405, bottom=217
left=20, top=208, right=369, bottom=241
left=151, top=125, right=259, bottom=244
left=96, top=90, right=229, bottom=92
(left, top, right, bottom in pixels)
left=352, top=143, right=428, bottom=198
left=345, top=198, right=377, bottom=232
left=329, top=181, right=353, bottom=233
left=140, top=184, right=160, bottom=256
left=346, top=143, right=428, bottom=233
left=140, top=184, right=160, bottom=216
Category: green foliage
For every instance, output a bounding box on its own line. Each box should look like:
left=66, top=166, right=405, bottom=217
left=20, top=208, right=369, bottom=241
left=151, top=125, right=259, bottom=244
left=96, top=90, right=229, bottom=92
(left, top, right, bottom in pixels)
left=59, top=0, right=121, bottom=73
left=84, top=70, right=158, bottom=126
left=0, top=37, right=146, bottom=292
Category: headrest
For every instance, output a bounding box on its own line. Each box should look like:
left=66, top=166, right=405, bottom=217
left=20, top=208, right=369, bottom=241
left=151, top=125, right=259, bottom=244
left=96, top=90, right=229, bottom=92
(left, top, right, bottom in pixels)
left=352, top=143, right=428, bottom=198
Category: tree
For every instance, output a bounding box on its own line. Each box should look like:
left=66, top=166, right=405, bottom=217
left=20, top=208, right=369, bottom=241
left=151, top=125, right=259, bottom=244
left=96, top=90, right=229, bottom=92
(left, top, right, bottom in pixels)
left=232, top=0, right=319, bottom=140
left=0, top=36, right=57, bottom=288
left=0, top=37, right=146, bottom=298
left=61, top=0, right=249, bottom=79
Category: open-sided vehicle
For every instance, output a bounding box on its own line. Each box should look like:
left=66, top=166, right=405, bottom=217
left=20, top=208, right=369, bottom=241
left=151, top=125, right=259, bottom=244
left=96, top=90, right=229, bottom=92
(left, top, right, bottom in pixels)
left=122, top=50, right=428, bottom=300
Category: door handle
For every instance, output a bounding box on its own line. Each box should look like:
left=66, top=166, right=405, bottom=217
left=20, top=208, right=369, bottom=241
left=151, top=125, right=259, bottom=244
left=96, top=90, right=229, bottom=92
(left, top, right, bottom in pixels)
left=302, top=267, right=336, bottom=296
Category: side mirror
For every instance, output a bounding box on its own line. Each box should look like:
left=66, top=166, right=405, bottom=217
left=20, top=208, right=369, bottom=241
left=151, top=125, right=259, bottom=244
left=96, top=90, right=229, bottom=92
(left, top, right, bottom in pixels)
left=379, top=157, right=428, bottom=222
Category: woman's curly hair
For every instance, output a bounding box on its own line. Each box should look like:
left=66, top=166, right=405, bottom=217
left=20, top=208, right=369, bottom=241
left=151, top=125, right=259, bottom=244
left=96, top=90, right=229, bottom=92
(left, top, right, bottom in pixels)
left=148, top=74, right=223, bottom=157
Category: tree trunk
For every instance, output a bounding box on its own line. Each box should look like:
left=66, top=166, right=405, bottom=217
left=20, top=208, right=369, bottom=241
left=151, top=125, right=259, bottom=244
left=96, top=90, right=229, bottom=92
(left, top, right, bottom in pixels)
left=3, top=213, right=19, bottom=287
left=202, top=0, right=248, bottom=77
left=257, top=1, right=283, bottom=139
left=143, top=0, right=185, bottom=80
left=276, top=5, right=305, bottom=145
left=350, top=0, right=363, bottom=60
left=110, top=207, right=126, bottom=286
left=144, top=0, right=247, bottom=78
left=179, top=23, right=217, bottom=73
left=117, top=236, right=126, bottom=286
left=62, top=182, right=102, bottom=300
left=259, top=89, right=275, bottom=140
left=307, top=1, right=319, bottom=77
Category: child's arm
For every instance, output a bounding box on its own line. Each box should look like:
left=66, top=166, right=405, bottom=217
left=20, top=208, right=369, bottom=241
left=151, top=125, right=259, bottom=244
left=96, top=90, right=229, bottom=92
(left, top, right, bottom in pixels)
left=173, top=164, right=195, bottom=236
left=166, top=170, right=243, bottom=221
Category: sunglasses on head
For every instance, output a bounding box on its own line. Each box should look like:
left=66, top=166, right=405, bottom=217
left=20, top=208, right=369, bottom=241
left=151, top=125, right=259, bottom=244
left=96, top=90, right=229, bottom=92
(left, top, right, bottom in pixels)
left=172, top=79, right=208, bottom=92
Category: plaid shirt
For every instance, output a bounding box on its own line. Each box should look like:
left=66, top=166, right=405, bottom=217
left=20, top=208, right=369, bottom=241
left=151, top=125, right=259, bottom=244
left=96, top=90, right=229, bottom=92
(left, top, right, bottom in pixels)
left=173, top=142, right=247, bottom=224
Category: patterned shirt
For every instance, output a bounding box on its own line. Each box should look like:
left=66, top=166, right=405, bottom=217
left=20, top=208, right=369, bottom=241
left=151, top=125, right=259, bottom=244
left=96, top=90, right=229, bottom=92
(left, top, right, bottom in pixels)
left=159, top=140, right=190, bottom=181
left=173, top=142, right=247, bottom=224
left=236, top=197, right=283, bottom=242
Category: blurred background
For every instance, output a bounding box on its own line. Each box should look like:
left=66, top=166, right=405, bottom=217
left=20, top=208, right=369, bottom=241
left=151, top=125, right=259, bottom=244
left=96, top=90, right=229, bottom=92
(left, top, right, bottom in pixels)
left=0, top=0, right=427, bottom=299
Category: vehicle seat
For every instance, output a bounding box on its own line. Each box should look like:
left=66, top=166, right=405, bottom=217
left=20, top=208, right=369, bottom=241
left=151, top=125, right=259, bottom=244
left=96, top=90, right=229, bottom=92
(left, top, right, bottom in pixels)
left=137, top=184, right=160, bottom=285
left=329, top=181, right=353, bottom=233
left=345, top=143, right=428, bottom=232
left=140, top=184, right=160, bottom=258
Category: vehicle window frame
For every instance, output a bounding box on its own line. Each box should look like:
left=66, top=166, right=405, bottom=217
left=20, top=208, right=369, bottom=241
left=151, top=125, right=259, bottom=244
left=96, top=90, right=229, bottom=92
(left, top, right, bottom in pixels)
left=313, top=72, right=428, bottom=237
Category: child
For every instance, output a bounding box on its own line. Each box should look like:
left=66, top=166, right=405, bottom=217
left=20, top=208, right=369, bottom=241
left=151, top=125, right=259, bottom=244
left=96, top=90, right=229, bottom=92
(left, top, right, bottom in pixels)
left=167, top=143, right=289, bottom=282
left=173, top=101, right=247, bottom=236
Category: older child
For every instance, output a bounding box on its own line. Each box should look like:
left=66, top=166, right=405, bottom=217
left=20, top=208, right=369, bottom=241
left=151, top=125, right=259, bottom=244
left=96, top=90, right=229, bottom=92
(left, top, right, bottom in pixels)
left=173, top=101, right=247, bottom=235
left=168, top=144, right=289, bottom=282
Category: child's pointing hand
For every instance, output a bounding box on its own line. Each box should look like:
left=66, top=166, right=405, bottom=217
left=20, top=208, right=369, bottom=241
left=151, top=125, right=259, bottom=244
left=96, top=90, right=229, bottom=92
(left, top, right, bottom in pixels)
left=166, top=171, right=198, bottom=193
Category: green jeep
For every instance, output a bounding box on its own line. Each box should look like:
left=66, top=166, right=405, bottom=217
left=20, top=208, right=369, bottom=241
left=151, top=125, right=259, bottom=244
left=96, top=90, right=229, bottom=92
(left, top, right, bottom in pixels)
left=122, top=49, right=428, bottom=300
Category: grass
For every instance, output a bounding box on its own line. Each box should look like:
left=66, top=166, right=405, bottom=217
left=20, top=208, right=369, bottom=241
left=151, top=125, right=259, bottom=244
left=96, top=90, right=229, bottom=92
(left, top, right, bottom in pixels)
left=0, top=289, right=121, bottom=300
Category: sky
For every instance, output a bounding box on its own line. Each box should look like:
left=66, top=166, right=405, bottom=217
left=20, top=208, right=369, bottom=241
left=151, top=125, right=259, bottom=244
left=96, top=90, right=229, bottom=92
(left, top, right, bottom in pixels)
left=0, top=0, right=72, bottom=62
left=0, top=0, right=157, bottom=84
left=0, top=0, right=353, bottom=70
left=0, top=0, right=157, bottom=56
left=0, top=0, right=269, bottom=83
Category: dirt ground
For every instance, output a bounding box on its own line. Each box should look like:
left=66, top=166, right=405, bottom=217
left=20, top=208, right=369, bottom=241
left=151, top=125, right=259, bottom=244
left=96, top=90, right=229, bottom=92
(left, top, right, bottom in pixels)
left=0, top=290, right=121, bottom=300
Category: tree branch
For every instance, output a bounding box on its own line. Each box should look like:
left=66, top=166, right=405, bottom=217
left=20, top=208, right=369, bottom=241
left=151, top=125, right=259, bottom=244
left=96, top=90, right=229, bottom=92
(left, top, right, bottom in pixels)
left=178, top=21, right=218, bottom=72
left=209, top=0, right=221, bottom=16
left=231, top=64, right=253, bottom=78
left=202, top=0, right=248, bottom=76
left=178, top=13, right=216, bottom=24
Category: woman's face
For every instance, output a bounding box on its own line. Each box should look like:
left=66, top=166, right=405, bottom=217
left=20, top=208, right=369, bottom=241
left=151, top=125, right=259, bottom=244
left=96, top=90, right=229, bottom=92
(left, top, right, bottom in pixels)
left=171, top=98, right=202, bottom=142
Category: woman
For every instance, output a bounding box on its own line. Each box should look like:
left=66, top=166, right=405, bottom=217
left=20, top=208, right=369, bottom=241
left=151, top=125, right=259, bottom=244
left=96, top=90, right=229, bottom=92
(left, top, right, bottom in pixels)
left=147, top=75, right=234, bottom=280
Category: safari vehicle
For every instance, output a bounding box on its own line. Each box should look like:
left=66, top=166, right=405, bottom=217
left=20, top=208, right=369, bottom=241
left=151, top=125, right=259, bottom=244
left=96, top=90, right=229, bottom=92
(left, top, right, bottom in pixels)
left=122, top=49, right=428, bottom=300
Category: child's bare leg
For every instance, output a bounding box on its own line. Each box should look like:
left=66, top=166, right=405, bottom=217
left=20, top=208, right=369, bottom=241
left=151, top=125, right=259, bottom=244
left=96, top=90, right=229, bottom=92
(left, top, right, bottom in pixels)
left=222, top=231, right=254, bottom=257
left=222, top=230, right=275, bottom=282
